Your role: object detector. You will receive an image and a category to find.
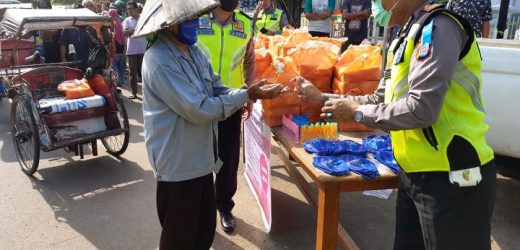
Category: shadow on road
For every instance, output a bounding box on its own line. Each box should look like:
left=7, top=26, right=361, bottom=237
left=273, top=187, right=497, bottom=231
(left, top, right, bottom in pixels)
left=29, top=156, right=159, bottom=249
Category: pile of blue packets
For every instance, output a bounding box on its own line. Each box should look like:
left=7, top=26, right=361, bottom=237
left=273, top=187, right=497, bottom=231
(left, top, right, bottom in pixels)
left=303, top=134, right=401, bottom=178
left=303, top=138, right=367, bottom=157
left=304, top=139, right=379, bottom=179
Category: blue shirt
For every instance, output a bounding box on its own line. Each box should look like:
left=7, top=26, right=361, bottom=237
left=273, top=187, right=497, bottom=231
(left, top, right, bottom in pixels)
left=142, top=34, right=249, bottom=182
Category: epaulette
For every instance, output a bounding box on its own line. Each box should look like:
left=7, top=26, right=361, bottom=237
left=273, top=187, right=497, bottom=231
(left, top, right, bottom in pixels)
left=422, top=3, right=445, bottom=13
left=238, top=10, right=253, bottom=20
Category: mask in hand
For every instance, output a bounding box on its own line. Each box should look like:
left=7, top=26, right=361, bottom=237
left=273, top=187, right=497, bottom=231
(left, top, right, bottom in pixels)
left=372, top=0, right=400, bottom=27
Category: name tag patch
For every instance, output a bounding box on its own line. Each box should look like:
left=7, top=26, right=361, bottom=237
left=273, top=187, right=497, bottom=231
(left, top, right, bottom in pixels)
left=416, top=19, right=434, bottom=61
left=198, top=17, right=214, bottom=35
left=231, top=20, right=247, bottom=39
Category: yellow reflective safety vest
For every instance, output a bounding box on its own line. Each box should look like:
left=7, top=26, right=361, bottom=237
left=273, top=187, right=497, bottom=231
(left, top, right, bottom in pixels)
left=254, top=8, right=283, bottom=34
left=197, top=11, right=252, bottom=89
left=384, top=7, right=494, bottom=173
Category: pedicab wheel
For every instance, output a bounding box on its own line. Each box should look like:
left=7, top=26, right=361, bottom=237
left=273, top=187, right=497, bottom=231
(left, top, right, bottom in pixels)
left=101, top=95, right=129, bottom=156
left=11, top=95, right=40, bottom=175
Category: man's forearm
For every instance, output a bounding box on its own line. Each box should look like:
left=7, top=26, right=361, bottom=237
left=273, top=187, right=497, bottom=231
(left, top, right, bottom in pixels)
left=305, top=13, right=321, bottom=21
left=60, top=45, right=67, bottom=62
left=343, top=12, right=364, bottom=20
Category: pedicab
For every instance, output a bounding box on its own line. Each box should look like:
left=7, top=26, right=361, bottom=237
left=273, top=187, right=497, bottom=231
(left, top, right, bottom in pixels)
left=0, top=8, right=130, bottom=175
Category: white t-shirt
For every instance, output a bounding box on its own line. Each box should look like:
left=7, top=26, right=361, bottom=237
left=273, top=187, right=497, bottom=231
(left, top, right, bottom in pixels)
left=122, top=16, right=148, bottom=55
left=308, top=0, right=332, bottom=34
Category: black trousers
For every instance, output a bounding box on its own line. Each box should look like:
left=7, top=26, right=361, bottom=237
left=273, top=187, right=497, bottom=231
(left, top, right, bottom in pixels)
left=394, top=161, right=496, bottom=250
left=127, top=54, right=143, bottom=95
left=216, top=110, right=242, bottom=214
left=156, top=174, right=216, bottom=250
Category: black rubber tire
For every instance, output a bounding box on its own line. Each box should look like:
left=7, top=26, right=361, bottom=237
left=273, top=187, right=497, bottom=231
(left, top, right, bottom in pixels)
left=101, top=94, right=130, bottom=156
left=11, top=95, right=40, bottom=175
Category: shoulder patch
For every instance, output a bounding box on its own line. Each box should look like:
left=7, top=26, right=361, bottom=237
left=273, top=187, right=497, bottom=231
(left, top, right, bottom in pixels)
left=416, top=18, right=434, bottom=61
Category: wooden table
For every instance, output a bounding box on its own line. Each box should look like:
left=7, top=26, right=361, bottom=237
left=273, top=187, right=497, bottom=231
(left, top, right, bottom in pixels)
left=271, top=127, right=398, bottom=250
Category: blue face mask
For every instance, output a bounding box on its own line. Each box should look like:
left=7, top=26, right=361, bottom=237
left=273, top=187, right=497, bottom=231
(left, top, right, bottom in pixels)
left=177, top=18, right=199, bottom=45
left=372, top=0, right=400, bottom=27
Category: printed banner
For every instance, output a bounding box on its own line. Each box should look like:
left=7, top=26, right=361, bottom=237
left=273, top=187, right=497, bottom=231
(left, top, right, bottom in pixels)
left=244, top=102, right=272, bottom=232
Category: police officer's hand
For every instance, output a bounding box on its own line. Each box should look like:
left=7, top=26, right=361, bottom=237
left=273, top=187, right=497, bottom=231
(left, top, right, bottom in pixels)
left=247, top=79, right=288, bottom=101
left=293, top=76, right=323, bottom=103
left=321, top=99, right=359, bottom=122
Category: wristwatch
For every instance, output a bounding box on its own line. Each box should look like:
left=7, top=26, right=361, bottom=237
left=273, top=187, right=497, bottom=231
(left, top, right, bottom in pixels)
left=353, top=109, right=363, bottom=123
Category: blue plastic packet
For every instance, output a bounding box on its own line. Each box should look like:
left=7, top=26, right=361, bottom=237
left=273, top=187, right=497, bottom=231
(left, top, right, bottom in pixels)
left=362, top=135, right=392, bottom=153
left=374, top=150, right=400, bottom=174
left=313, top=156, right=351, bottom=176
left=303, top=139, right=367, bottom=156
left=340, top=156, right=380, bottom=179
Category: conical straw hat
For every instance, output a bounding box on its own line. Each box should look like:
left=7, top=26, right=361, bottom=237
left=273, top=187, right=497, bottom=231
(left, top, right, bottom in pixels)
left=133, top=0, right=219, bottom=37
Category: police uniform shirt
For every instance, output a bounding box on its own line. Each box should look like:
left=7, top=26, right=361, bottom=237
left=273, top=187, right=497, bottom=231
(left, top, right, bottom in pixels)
left=346, top=13, right=468, bottom=132
left=206, top=12, right=257, bottom=86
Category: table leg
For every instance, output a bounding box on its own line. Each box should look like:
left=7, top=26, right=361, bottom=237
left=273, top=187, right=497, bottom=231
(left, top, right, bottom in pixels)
left=316, top=183, right=340, bottom=250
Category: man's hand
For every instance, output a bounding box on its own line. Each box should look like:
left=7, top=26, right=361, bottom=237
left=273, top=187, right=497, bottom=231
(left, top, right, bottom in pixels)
left=321, top=99, right=359, bottom=122
left=243, top=101, right=254, bottom=120
left=247, top=79, right=288, bottom=101
left=255, top=1, right=264, bottom=14
left=293, top=76, right=323, bottom=103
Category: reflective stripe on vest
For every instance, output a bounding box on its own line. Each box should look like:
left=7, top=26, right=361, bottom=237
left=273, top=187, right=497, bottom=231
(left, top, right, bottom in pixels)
left=255, top=9, right=283, bottom=34
left=197, top=11, right=252, bottom=89
left=384, top=11, right=494, bottom=173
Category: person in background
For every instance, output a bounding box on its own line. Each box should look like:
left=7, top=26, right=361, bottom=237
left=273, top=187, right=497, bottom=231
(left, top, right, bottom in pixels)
left=341, top=0, right=371, bottom=52
left=33, top=0, right=52, bottom=9
left=101, top=2, right=110, bottom=16
left=82, top=0, right=95, bottom=12
left=447, top=0, right=492, bottom=38
left=137, top=3, right=143, bottom=14
left=59, top=26, right=93, bottom=71
left=197, top=0, right=256, bottom=234
left=252, top=0, right=290, bottom=35
left=109, top=9, right=126, bottom=86
left=136, top=0, right=287, bottom=248
left=296, top=0, right=496, bottom=249
left=114, top=0, right=127, bottom=20
left=123, top=1, right=147, bottom=99
left=304, top=0, right=336, bottom=37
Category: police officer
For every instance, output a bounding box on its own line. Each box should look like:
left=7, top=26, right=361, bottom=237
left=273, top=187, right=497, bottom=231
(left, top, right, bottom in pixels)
left=197, top=0, right=256, bottom=234
left=252, top=0, right=290, bottom=35
left=296, top=0, right=496, bottom=249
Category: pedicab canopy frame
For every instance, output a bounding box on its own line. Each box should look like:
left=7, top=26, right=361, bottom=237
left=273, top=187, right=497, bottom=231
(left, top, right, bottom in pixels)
left=0, top=8, right=110, bottom=39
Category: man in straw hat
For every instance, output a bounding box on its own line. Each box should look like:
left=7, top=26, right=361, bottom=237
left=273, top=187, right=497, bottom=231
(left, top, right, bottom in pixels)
left=134, top=0, right=287, bottom=248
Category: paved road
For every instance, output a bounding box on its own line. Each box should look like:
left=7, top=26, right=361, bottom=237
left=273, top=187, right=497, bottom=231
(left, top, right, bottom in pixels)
left=0, top=88, right=519, bottom=249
